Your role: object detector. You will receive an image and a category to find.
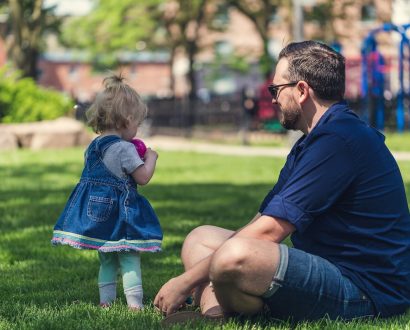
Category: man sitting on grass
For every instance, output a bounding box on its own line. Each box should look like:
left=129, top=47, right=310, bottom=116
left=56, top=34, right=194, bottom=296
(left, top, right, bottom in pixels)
left=155, top=40, right=410, bottom=324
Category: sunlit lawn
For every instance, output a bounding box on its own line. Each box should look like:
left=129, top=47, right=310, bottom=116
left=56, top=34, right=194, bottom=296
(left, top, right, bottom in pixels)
left=1, top=147, right=410, bottom=329
left=384, top=131, right=410, bottom=152
left=229, top=130, right=410, bottom=151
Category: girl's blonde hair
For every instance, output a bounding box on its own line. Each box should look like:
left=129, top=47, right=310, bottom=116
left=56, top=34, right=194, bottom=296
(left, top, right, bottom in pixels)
left=86, top=74, right=147, bottom=133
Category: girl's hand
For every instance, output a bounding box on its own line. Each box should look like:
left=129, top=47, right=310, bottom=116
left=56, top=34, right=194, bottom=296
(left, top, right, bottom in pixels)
left=131, top=148, right=158, bottom=185
left=144, top=148, right=158, bottom=160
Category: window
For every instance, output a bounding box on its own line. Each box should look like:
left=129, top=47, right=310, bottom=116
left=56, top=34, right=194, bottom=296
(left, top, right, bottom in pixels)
left=215, top=40, right=232, bottom=56
left=212, top=4, right=229, bottom=29
left=362, top=4, right=377, bottom=22
left=68, top=65, right=79, bottom=80
left=130, top=65, right=137, bottom=79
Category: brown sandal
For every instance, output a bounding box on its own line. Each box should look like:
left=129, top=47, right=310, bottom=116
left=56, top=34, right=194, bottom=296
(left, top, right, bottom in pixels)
left=161, top=310, right=225, bottom=327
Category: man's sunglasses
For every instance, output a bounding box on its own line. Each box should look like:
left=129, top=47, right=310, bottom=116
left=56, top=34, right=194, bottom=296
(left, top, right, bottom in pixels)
left=268, top=82, right=298, bottom=99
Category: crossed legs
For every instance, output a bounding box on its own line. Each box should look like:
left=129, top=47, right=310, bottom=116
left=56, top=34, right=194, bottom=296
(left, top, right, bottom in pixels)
left=181, top=225, right=280, bottom=316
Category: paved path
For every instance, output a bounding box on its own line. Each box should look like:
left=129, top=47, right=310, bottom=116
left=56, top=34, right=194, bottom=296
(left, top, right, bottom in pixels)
left=146, top=136, right=410, bottom=161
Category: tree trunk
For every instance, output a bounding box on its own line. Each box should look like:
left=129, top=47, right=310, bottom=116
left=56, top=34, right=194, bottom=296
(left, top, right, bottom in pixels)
left=183, top=0, right=207, bottom=136
left=228, top=1, right=275, bottom=77
left=169, top=47, right=176, bottom=97
left=185, top=39, right=197, bottom=137
left=187, top=40, right=197, bottom=101
left=260, top=36, right=273, bottom=77
left=9, top=0, right=43, bottom=79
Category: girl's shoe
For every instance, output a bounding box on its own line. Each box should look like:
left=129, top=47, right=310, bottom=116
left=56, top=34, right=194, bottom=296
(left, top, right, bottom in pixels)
left=99, top=302, right=111, bottom=308
left=161, top=310, right=226, bottom=327
left=128, top=305, right=143, bottom=312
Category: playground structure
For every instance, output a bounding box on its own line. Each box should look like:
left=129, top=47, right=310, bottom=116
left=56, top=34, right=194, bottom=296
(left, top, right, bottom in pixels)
left=361, top=23, right=410, bottom=132
left=255, top=23, right=410, bottom=134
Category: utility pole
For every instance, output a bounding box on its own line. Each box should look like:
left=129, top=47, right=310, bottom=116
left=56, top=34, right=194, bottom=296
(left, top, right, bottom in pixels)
left=288, top=0, right=306, bottom=146
left=292, top=0, right=304, bottom=41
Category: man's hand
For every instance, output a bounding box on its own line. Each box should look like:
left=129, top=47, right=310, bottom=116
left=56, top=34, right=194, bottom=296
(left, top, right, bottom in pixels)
left=154, top=275, right=191, bottom=316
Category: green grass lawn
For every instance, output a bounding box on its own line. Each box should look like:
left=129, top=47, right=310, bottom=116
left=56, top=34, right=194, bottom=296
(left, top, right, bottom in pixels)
left=1, top=148, right=410, bottom=329
left=384, top=131, right=410, bottom=152
left=213, top=130, right=410, bottom=152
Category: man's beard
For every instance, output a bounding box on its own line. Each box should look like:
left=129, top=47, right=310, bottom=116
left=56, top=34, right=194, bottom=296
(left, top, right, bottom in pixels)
left=280, top=106, right=301, bottom=130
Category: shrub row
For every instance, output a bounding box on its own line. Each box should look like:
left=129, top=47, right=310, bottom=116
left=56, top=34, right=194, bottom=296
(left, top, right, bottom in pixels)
left=0, top=68, right=73, bottom=123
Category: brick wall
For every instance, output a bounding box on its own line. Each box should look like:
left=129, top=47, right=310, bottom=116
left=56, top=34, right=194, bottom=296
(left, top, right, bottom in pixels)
left=37, top=59, right=172, bottom=102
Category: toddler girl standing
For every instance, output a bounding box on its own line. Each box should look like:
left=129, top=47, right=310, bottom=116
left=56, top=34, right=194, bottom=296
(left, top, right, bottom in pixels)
left=51, top=74, right=162, bottom=310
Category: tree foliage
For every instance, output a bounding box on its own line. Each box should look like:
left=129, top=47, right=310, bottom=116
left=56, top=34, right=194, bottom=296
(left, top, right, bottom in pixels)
left=59, top=0, right=286, bottom=96
left=61, top=0, right=212, bottom=99
left=60, top=0, right=162, bottom=67
left=227, top=0, right=282, bottom=76
left=1, top=0, right=60, bottom=79
left=157, top=0, right=208, bottom=99
left=304, top=0, right=336, bottom=43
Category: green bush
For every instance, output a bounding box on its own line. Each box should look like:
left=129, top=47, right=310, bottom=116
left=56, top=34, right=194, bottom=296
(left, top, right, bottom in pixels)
left=0, top=68, right=73, bottom=123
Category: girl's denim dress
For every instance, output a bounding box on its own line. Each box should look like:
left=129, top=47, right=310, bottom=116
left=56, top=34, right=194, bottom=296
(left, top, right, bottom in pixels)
left=51, top=135, right=162, bottom=252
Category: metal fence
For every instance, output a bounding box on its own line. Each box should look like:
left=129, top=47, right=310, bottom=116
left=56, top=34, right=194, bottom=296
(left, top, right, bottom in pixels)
left=74, top=95, right=409, bottom=135
left=146, top=97, right=243, bottom=129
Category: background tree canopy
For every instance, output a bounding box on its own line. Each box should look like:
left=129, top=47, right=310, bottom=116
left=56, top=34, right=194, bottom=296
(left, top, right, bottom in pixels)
left=1, top=0, right=60, bottom=79
left=0, top=0, right=338, bottom=101
left=60, top=0, right=163, bottom=68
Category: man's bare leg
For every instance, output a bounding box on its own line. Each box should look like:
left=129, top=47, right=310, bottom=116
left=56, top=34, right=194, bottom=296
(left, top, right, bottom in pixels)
left=209, top=237, right=280, bottom=315
left=180, top=225, right=233, bottom=315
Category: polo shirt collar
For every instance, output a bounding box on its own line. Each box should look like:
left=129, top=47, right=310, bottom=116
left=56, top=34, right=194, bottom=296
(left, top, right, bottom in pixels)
left=295, top=100, right=350, bottom=149
left=314, top=100, right=350, bottom=128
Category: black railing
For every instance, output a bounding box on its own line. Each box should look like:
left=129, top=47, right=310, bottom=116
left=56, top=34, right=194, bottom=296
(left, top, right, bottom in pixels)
left=146, top=97, right=243, bottom=129
left=74, top=96, right=410, bottom=134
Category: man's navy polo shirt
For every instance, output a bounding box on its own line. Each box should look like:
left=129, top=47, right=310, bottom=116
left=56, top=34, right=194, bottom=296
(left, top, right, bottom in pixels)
left=259, top=101, right=410, bottom=317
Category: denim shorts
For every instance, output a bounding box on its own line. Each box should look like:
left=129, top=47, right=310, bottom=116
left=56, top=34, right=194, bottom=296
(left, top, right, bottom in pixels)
left=262, top=244, right=376, bottom=321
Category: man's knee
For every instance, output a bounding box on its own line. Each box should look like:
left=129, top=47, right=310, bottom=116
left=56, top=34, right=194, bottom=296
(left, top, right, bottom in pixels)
left=210, top=238, right=281, bottom=284
left=209, top=238, right=250, bottom=283
left=181, top=225, right=217, bottom=266
left=182, top=225, right=212, bottom=250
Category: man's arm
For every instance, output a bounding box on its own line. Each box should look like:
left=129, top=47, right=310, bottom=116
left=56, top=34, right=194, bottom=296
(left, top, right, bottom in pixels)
left=154, top=214, right=295, bottom=315
left=235, top=214, right=295, bottom=241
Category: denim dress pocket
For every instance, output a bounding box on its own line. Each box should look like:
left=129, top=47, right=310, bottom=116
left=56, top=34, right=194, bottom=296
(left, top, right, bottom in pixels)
left=87, top=195, right=114, bottom=222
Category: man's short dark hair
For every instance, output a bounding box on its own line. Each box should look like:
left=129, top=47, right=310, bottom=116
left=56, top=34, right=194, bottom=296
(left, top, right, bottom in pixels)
left=278, top=40, right=345, bottom=101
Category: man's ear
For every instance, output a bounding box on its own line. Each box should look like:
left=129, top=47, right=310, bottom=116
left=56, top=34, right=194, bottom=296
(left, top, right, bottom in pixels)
left=297, top=81, right=309, bottom=104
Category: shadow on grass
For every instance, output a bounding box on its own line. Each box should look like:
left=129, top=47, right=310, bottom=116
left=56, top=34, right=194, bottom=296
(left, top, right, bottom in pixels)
left=0, top=162, right=275, bottom=324
left=2, top=161, right=410, bottom=329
